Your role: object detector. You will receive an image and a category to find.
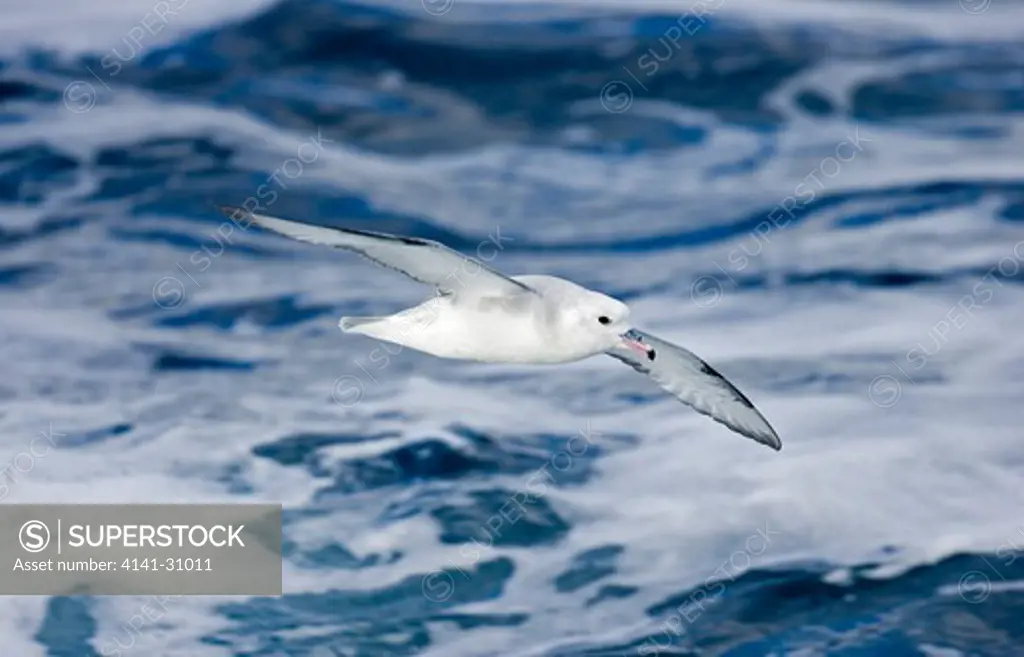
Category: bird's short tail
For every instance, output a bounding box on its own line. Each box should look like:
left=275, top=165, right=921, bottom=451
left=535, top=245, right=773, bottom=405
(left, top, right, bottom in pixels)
left=339, top=316, right=387, bottom=333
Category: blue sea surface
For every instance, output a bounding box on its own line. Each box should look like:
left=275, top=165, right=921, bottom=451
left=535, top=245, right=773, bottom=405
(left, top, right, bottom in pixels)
left=2, top=0, right=1024, bottom=655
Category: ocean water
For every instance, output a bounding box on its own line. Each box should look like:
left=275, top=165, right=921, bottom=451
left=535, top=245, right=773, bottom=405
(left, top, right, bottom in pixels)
left=2, top=0, right=1024, bottom=655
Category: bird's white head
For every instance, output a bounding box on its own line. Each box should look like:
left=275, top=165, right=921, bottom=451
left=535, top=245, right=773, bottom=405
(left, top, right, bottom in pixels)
left=560, top=291, right=655, bottom=361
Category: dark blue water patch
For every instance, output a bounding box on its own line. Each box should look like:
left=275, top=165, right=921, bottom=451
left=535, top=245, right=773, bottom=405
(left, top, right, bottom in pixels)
left=35, top=596, right=99, bottom=657
left=852, top=49, right=1024, bottom=121
left=252, top=430, right=397, bottom=468
left=776, top=612, right=928, bottom=656
left=215, top=461, right=256, bottom=495
left=305, top=200, right=520, bottom=254
left=0, top=111, right=30, bottom=126
left=106, top=224, right=282, bottom=259
left=834, top=181, right=989, bottom=228
left=560, top=120, right=708, bottom=157
left=587, top=584, right=640, bottom=607
left=0, top=216, right=83, bottom=250
left=376, top=490, right=450, bottom=526
left=241, top=193, right=425, bottom=240
left=787, top=267, right=1014, bottom=288
left=613, top=391, right=668, bottom=407
left=57, top=422, right=132, bottom=449
left=153, top=294, right=337, bottom=331
left=431, top=487, right=571, bottom=548
left=942, top=124, right=1010, bottom=140
left=998, top=198, right=1024, bottom=223
left=286, top=539, right=401, bottom=570
left=554, top=544, right=625, bottom=594
left=693, top=262, right=1024, bottom=296
left=802, top=266, right=946, bottom=286
left=88, top=136, right=236, bottom=203
left=430, top=611, right=530, bottom=631
left=112, top=293, right=356, bottom=331
left=123, top=172, right=303, bottom=224
left=0, top=77, right=60, bottom=104
left=148, top=349, right=261, bottom=372
left=551, top=639, right=699, bottom=657
left=0, top=143, right=78, bottom=205
left=30, top=376, right=115, bottom=405
left=495, top=194, right=853, bottom=255
left=794, top=89, right=836, bottom=118
left=313, top=439, right=527, bottom=500
left=88, top=170, right=171, bottom=203
left=68, top=1, right=845, bottom=154
left=212, top=557, right=516, bottom=654
left=582, top=182, right=984, bottom=256
left=94, top=135, right=234, bottom=171
left=449, top=425, right=610, bottom=481
left=18, top=3, right=1024, bottom=155
left=0, top=263, right=56, bottom=288
left=291, top=427, right=611, bottom=500
left=450, top=372, right=540, bottom=388
left=765, top=367, right=939, bottom=396
left=636, top=553, right=1024, bottom=656
left=126, top=190, right=515, bottom=263
left=372, top=410, right=410, bottom=421
left=646, top=560, right=877, bottom=620
left=590, top=281, right=677, bottom=304
left=704, top=134, right=778, bottom=180
left=344, top=439, right=495, bottom=487
left=107, top=227, right=218, bottom=251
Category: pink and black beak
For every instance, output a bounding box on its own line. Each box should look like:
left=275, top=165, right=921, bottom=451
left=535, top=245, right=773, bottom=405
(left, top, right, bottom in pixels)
left=620, top=329, right=656, bottom=361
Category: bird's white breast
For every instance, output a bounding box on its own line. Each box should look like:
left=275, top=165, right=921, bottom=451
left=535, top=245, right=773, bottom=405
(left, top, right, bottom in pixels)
left=376, top=295, right=594, bottom=364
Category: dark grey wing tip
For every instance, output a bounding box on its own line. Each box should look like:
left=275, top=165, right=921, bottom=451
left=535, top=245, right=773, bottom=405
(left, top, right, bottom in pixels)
left=695, top=359, right=782, bottom=451
left=608, top=349, right=783, bottom=452
left=760, top=429, right=783, bottom=452
left=723, top=414, right=782, bottom=452
left=697, top=361, right=755, bottom=409
left=739, top=406, right=782, bottom=452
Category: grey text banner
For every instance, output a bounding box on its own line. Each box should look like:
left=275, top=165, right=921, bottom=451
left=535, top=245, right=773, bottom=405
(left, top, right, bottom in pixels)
left=1, top=504, right=282, bottom=595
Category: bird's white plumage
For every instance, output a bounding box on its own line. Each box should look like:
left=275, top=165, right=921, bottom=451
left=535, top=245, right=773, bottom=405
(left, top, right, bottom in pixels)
left=219, top=206, right=782, bottom=451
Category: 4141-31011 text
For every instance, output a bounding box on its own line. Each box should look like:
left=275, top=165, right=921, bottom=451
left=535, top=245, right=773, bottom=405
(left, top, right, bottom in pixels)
left=12, top=557, right=213, bottom=572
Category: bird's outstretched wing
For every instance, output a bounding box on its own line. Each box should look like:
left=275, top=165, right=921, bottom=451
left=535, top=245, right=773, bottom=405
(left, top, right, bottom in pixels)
left=217, top=206, right=535, bottom=297
left=606, top=329, right=781, bottom=450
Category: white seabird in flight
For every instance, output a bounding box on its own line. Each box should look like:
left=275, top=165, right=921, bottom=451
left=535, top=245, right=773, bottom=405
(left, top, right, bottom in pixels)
left=217, top=206, right=782, bottom=451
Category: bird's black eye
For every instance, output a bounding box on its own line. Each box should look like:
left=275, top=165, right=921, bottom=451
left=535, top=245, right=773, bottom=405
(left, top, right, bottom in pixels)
left=597, top=316, right=611, bottom=325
